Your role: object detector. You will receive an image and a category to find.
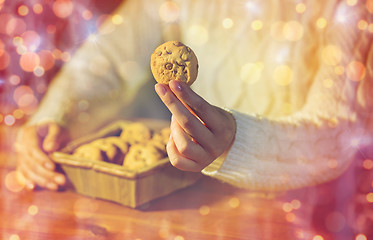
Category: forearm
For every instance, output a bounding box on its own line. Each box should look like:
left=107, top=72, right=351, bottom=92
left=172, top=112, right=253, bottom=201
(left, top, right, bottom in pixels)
left=202, top=108, right=371, bottom=191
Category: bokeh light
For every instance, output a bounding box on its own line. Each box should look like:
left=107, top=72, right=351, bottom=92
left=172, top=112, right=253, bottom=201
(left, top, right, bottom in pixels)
left=334, top=65, right=345, bottom=75
left=245, top=1, right=262, bottom=15
left=356, top=234, right=368, bottom=240
left=4, top=115, right=15, bottom=126
left=313, top=235, right=324, bottom=240
left=228, top=197, right=240, bottom=208
left=61, top=51, right=71, bottom=62
left=53, top=0, right=74, bottom=18
left=366, top=192, right=373, bottom=203
left=13, top=85, right=35, bottom=107
left=187, top=25, right=208, bottom=46
left=282, top=202, right=293, bottom=212
left=28, top=205, right=39, bottom=216
left=273, top=64, right=293, bottom=86
left=159, top=1, right=180, bottom=23
left=291, top=199, right=301, bottom=209
left=33, top=66, right=45, bottom=77
left=33, top=3, right=43, bottom=14
left=82, top=9, right=93, bottom=20
left=295, top=3, right=306, bottom=13
left=321, top=45, right=342, bottom=66
left=7, top=17, right=27, bottom=36
left=362, top=159, right=373, bottom=170
left=4, top=171, right=25, bottom=192
left=8, top=234, right=20, bottom=240
left=346, top=0, right=358, bottom=6
left=158, top=227, right=170, bottom=239
left=251, top=20, right=263, bottom=31
left=357, top=20, right=368, bottom=30
left=13, top=109, right=24, bottom=119
left=346, top=60, right=366, bottom=82
left=46, top=24, right=56, bottom=34
left=199, top=205, right=210, bottom=215
left=21, top=30, right=41, bottom=51
left=285, top=212, right=295, bottom=222
left=19, top=52, right=40, bottom=72
left=9, top=75, right=21, bottom=85
left=17, top=5, right=29, bottom=16
left=316, top=17, right=328, bottom=29
left=111, top=14, right=123, bottom=25
left=38, top=50, right=55, bottom=71
left=222, top=18, right=234, bottom=29
left=283, top=21, right=303, bottom=41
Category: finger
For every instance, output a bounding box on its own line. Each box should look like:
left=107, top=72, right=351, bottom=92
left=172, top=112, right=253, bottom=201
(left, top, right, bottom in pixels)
left=155, top=83, right=214, bottom=150
left=16, top=168, right=35, bottom=190
left=19, top=160, right=58, bottom=190
left=43, top=123, right=61, bottom=152
left=23, top=150, right=66, bottom=187
left=170, top=116, right=210, bottom=163
left=167, top=135, right=202, bottom=172
left=22, top=161, right=64, bottom=190
left=29, top=147, right=56, bottom=171
left=169, top=80, right=221, bottom=131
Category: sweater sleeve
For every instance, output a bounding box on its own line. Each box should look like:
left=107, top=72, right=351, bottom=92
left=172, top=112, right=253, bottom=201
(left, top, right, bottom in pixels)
left=202, top=3, right=373, bottom=191
left=27, top=0, right=164, bottom=138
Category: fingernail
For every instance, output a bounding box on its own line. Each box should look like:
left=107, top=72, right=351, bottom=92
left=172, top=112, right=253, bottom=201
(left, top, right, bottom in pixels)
left=54, top=175, right=65, bottom=185
left=46, top=182, right=57, bottom=190
left=155, top=84, right=167, bottom=96
left=26, top=182, right=35, bottom=190
left=44, top=142, right=53, bottom=150
left=172, top=80, right=182, bottom=92
left=44, top=162, right=54, bottom=170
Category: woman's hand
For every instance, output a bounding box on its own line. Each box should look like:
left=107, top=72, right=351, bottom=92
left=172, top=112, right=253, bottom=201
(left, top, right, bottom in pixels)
left=155, top=80, right=236, bottom=172
left=15, top=122, right=69, bottom=190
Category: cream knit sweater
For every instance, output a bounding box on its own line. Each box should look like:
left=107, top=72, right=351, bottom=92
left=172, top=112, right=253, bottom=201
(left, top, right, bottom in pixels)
left=28, top=0, right=373, bottom=191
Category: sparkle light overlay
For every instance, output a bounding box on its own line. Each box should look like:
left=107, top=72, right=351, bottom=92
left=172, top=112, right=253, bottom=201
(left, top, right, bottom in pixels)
left=0, top=0, right=372, bottom=239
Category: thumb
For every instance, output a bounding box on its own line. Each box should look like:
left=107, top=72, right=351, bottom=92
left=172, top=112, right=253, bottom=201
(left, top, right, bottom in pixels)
left=43, top=123, right=61, bottom=152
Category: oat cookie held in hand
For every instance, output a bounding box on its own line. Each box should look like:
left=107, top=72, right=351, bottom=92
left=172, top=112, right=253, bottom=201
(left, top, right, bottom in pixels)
left=150, top=41, right=198, bottom=86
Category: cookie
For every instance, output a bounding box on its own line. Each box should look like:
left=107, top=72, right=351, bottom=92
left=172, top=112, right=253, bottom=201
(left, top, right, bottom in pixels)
left=149, top=127, right=171, bottom=153
left=120, top=122, right=152, bottom=145
left=91, top=137, right=129, bottom=164
left=122, top=143, right=165, bottom=170
left=150, top=41, right=198, bottom=85
left=101, top=136, right=129, bottom=154
left=74, top=137, right=128, bottom=164
left=73, top=144, right=105, bottom=161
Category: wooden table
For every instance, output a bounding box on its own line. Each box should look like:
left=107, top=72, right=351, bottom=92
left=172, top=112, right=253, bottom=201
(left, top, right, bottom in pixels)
left=0, top=127, right=371, bottom=240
